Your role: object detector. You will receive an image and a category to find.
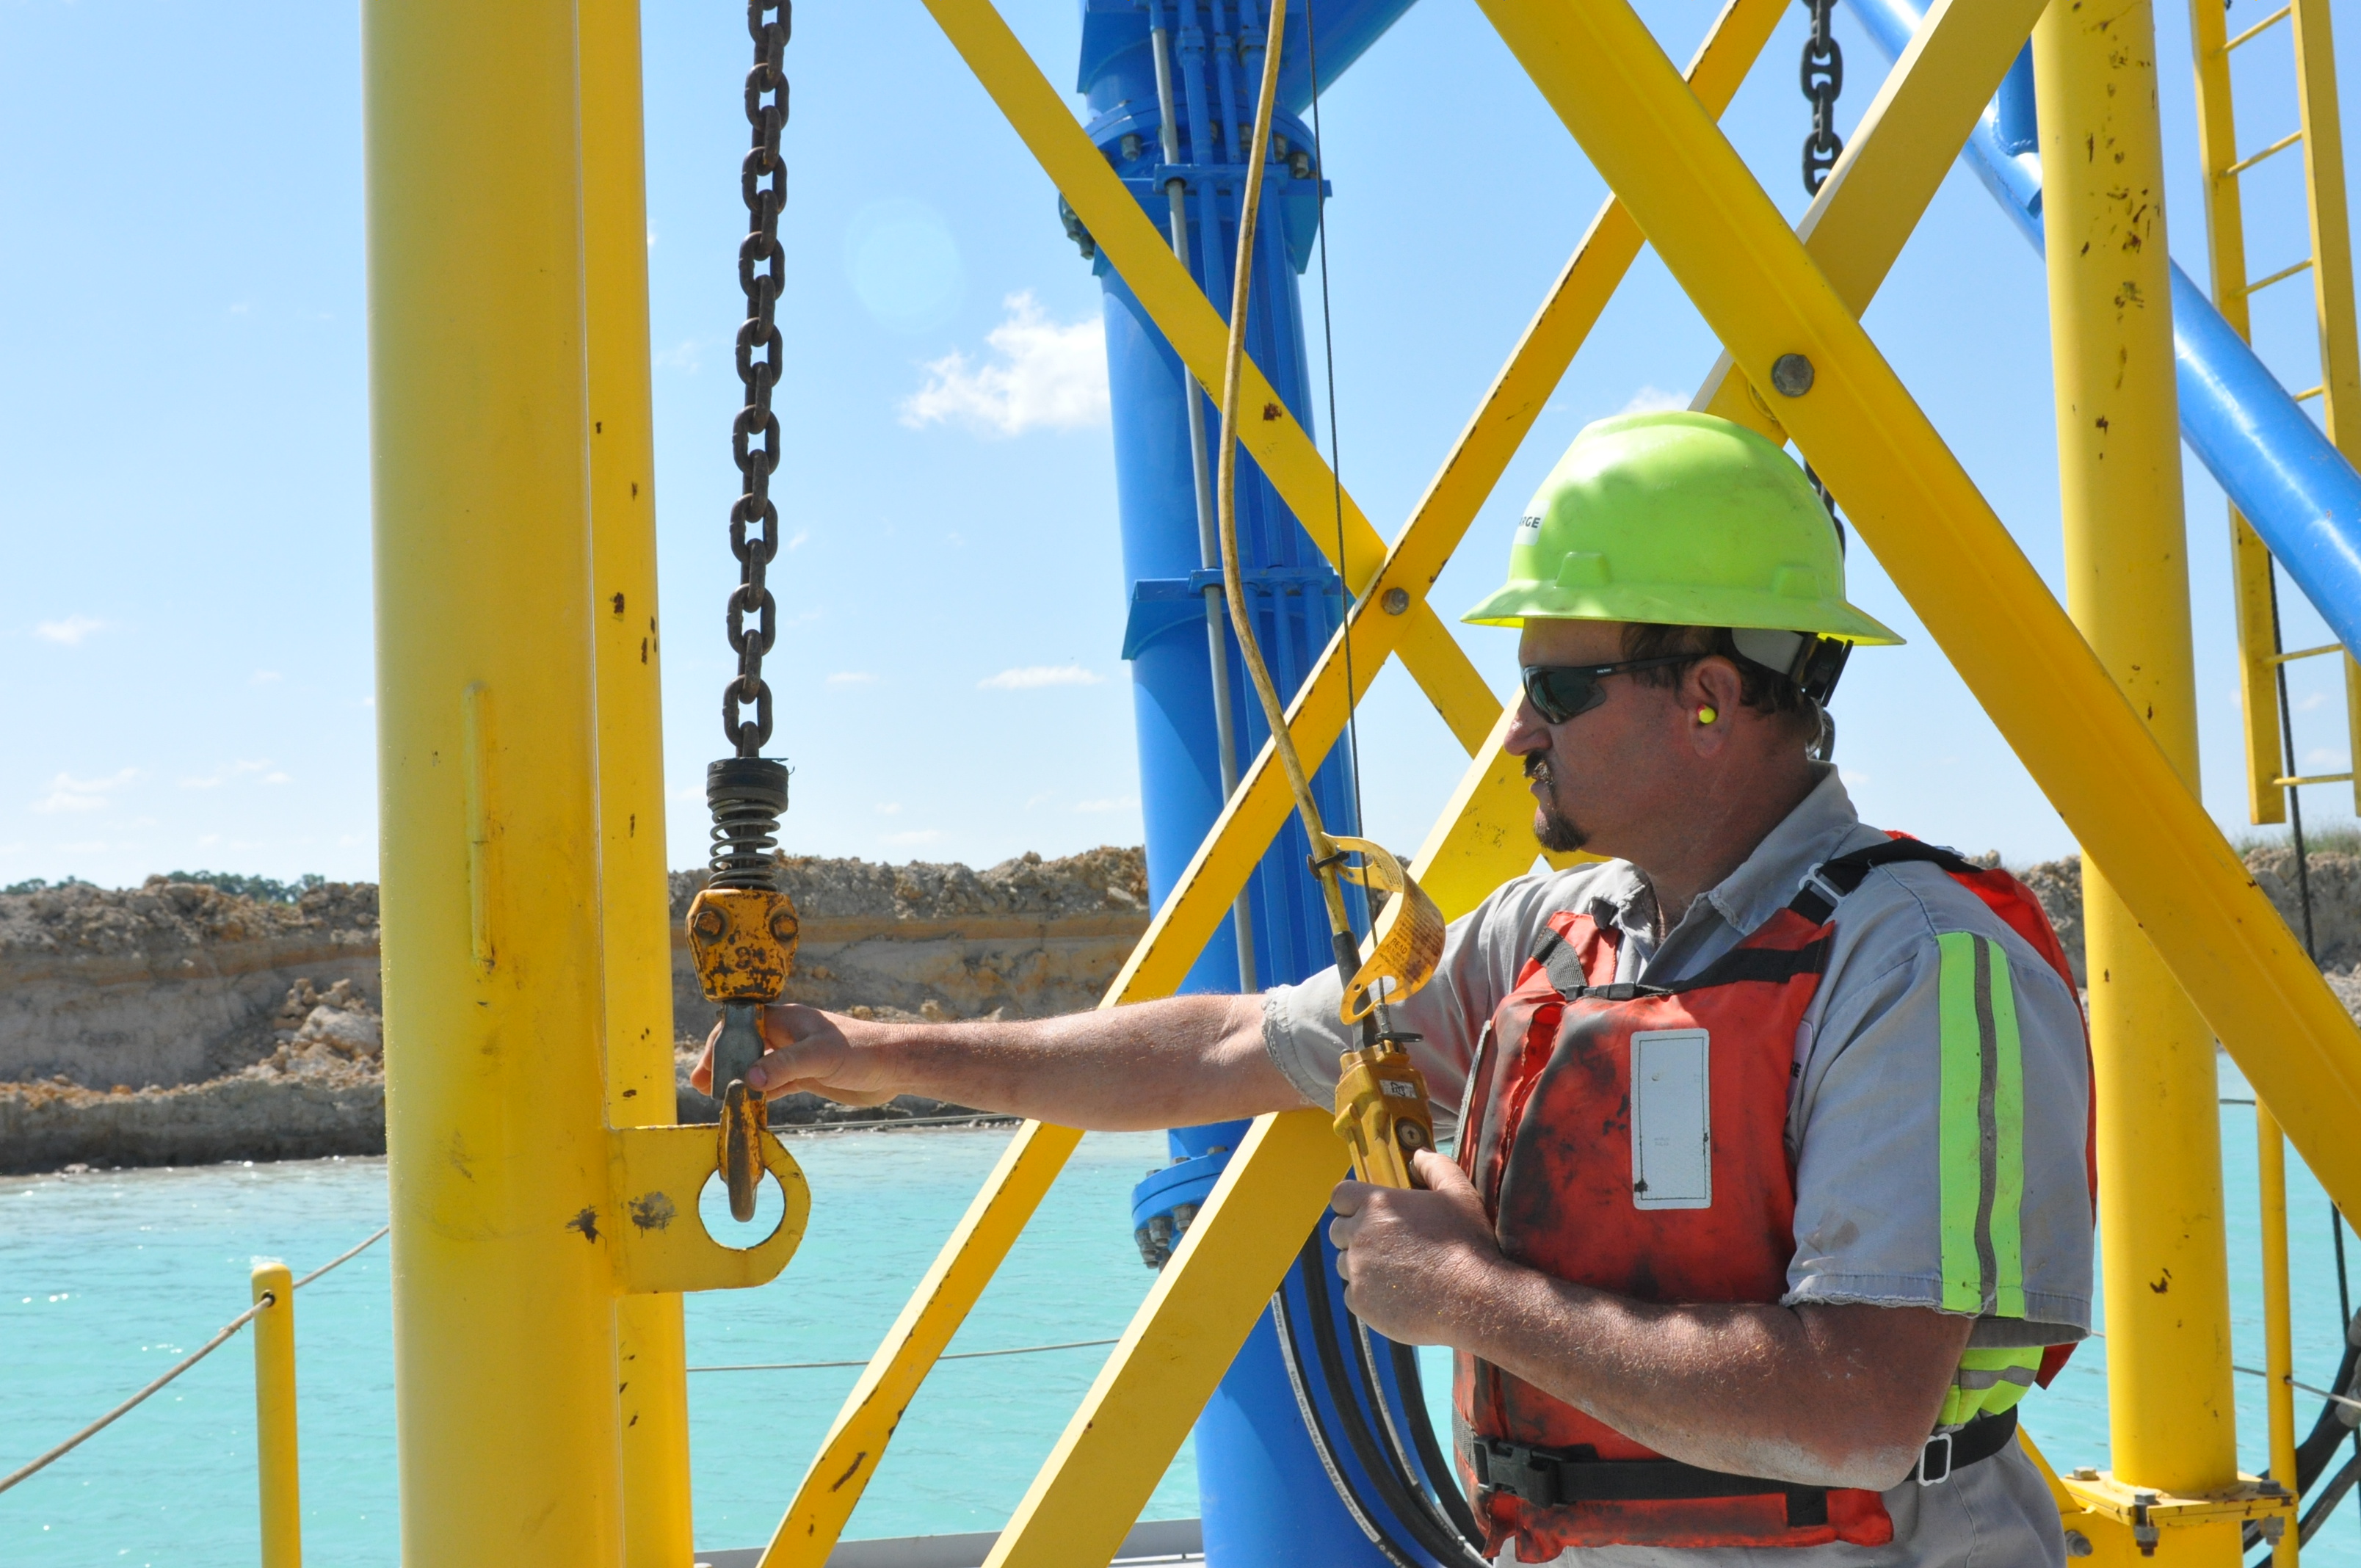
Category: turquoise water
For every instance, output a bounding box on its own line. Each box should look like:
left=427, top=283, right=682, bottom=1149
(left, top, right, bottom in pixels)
left=0, top=1128, right=1192, bottom=1566
left=3, top=1075, right=2358, bottom=1565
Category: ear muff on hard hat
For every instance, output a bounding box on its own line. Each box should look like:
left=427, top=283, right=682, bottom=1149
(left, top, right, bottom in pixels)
left=1462, top=412, right=1904, bottom=671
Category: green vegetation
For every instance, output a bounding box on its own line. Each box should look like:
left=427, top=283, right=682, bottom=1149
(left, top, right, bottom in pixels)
left=1, top=876, right=93, bottom=896
left=2233, top=825, right=2361, bottom=859
left=159, top=871, right=327, bottom=904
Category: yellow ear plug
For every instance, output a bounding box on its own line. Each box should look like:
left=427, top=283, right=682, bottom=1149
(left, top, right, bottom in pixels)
left=1697, top=705, right=1718, bottom=725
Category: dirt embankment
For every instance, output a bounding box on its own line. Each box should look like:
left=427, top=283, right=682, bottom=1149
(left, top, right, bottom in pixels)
left=0, top=848, right=1147, bottom=1175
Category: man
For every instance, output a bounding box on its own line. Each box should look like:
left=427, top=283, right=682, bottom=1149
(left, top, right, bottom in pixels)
left=702, top=412, right=2093, bottom=1565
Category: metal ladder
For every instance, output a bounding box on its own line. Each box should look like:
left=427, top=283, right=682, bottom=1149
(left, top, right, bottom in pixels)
left=2191, top=0, right=2361, bottom=821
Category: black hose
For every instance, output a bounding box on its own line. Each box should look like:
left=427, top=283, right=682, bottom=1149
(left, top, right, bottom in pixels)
left=1296, top=1235, right=1495, bottom=1568
left=1352, top=1317, right=1490, bottom=1557
left=1271, top=1280, right=1426, bottom=1568
left=2303, top=1454, right=2360, bottom=1547
left=1389, top=1335, right=1484, bottom=1542
left=2295, top=1335, right=2361, bottom=1493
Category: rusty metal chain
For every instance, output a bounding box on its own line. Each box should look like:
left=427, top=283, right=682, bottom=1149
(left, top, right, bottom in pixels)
left=725, top=0, right=791, bottom=756
left=1799, top=0, right=1843, bottom=195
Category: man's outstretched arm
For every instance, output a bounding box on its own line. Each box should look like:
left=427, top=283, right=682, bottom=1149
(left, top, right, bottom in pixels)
left=690, top=995, right=1310, bottom=1131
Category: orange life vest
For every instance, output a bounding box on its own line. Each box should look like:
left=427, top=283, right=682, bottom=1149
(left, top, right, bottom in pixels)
left=1451, top=836, right=2090, bottom=1558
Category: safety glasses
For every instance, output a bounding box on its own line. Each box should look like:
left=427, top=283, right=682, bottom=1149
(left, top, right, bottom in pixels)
left=1519, top=656, right=1698, bottom=725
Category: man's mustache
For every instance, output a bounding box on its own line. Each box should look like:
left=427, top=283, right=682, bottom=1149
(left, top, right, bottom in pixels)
left=1524, top=752, right=1553, bottom=785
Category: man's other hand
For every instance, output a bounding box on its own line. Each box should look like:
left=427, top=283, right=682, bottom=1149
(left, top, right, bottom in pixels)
left=1327, top=1148, right=1504, bottom=1344
left=690, top=1003, right=898, bottom=1106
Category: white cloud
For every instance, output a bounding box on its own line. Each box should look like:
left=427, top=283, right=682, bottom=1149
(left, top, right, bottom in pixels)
left=899, top=292, right=1109, bottom=437
left=787, top=529, right=810, bottom=551
left=250, top=670, right=282, bottom=686
left=875, top=802, right=902, bottom=816
left=827, top=671, right=879, bottom=686
left=2305, top=747, right=2343, bottom=766
left=2299, top=690, right=2332, bottom=712
left=1074, top=796, right=1139, bottom=814
left=1616, top=385, right=1689, bottom=416
left=35, top=615, right=104, bottom=646
left=34, top=769, right=136, bottom=814
left=180, top=760, right=276, bottom=790
left=979, top=664, right=1105, bottom=690
left=653, top=339, right=702, bottom=373
left=882, top=829, right=944, bottom=847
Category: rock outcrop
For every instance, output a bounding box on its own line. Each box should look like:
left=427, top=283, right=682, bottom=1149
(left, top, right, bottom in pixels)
left=2014, top=846, right=2361, bottom=985
left=0, top=849, right=1147, bottom=1172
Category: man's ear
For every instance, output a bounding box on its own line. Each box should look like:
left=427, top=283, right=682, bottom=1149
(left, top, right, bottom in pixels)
left=1686, top=657, right=1748, bottom=742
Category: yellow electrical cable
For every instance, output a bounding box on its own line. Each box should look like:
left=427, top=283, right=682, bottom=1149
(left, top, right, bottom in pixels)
left=1213, top=0, right=1443, bottom=1031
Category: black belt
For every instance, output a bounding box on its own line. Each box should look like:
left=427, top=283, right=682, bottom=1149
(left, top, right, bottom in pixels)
left=1469, top=1408, right=2018, bottom=1527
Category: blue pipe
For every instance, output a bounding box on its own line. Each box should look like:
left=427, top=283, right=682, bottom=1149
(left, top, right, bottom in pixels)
left=1077, top=1, right=1443, bottom=1562
left=1843, top=0, right=2361, bottom=657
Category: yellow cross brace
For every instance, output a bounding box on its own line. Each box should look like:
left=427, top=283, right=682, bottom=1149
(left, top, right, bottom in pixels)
left=1470, top=0, right=2361, bottom=1220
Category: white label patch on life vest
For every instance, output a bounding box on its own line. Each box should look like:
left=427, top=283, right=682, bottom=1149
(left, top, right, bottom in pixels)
left=1631, top=1029, right=1712, bottom=1211
left=1380, top=1078, right=1421, bottom=1100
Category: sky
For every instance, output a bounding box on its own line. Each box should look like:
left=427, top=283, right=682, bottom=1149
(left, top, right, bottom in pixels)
left=0, top=0, right=2353, bottom=892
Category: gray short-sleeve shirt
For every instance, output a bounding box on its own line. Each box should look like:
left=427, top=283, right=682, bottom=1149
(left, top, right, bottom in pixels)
left=1261, top=766, right=2092, bottom=1567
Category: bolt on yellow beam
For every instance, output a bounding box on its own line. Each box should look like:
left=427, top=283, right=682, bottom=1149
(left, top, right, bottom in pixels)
left=1694, top=0, right=2050, bottom=437
left=579, top=0, right=694, bottom=1559
left=2037, top=0, right=2241, bottom=1518
left=1467, top=0, right=2361, bottom=1224
left=250, top=1260, right=301, bottom=1568
left=365, top=0, right=627, bottom=1558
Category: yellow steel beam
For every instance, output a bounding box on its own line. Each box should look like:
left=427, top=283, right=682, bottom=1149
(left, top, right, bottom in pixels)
left=757, top=1119, right=1084, bottom=1567
left=1694, top=0, right=2050, bottom=436
left=984, top=1111, right=1344, bottom=1568
left=2038, top=0, right=2241, bottom=1520
left=752, top=7, right=1782, bottom=1561
left=580, top=0, right=694, bottom=1558
left=366, top=0, right=626, bottom=1556
left=1468, top=0, right=2361, bottom=1216
left=916, top=0, right=1498, bottom=741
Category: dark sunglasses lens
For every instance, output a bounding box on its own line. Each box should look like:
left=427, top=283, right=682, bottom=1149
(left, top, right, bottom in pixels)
left=1526, top=668, right=1603, bottom=724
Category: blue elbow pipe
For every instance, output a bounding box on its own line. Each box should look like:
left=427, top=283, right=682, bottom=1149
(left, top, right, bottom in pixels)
left=1843, top=0, right=2361, bottom=658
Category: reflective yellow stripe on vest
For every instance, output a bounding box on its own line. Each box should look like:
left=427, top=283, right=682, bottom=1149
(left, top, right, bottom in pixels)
left=1936, top=932, right=2026, bottom=1318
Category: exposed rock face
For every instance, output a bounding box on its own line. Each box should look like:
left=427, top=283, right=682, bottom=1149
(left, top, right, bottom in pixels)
left=2013, top=846, right=2361, bottom=985
left=0, top=849, right=1146, bottom=1171
left=0, top=878, right=380, bottom=1089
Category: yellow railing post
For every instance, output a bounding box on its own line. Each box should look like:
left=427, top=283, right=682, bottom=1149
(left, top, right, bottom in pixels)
left=363, top=0, right=626, bottom=1559
left=250, top=1260, right=301, bottom=1568
left=2257, top=1102, right=2302, bottom=1566
left=2034, top=0, right=2243, bottom=1554
left=580, top=0, right=694, bottom=1559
